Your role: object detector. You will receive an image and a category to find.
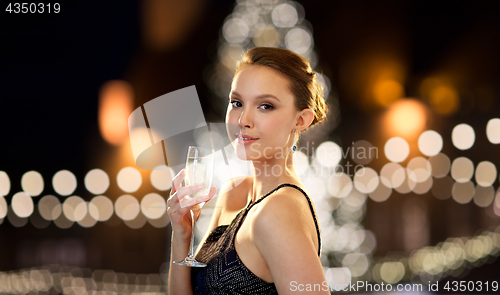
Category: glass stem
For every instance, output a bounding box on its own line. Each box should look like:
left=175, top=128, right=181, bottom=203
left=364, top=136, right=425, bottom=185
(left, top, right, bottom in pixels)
left=188, top=209, right=196, bottom=258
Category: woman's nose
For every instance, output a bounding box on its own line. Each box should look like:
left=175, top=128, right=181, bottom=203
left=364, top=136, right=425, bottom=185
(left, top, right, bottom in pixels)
left=238, top=108, right=252, bottom=128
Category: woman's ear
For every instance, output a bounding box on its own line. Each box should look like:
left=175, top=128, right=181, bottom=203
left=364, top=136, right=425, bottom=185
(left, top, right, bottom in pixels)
left=295, top=108, right=314, bottom=132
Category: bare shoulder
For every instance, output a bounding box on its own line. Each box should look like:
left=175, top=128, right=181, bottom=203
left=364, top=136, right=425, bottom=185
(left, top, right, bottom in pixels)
left=252, top=185, right=319, bottom=248
left=250, top=185, right=325, bottom=293
left=255, top=185, right=315, bottom=223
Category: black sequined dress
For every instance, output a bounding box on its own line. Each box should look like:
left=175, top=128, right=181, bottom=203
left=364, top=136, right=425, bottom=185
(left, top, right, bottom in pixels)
left=191, top=183, right=321, bottom=295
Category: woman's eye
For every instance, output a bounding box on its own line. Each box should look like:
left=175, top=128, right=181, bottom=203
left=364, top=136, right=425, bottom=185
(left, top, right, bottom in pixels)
left=230, top=100, right=242, bottom=108
left=259, top=104, right=273, bottom=110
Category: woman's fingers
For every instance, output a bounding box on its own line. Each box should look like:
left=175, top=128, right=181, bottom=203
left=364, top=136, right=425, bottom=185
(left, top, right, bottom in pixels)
left=167, top=184, right=204, bottom=208
left=167, top=186, right=216, bottom=213
left=167, top=186, right=218, bottom=236
left=189, top=186, right=218, bottom=205
left=209, top=186, right=217, bottom=198
left=170, top=169, right=185, bottom=196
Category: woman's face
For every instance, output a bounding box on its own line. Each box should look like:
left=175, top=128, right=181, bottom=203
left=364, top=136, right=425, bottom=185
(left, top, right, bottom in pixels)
left=226, top=65, right=299, bottom=162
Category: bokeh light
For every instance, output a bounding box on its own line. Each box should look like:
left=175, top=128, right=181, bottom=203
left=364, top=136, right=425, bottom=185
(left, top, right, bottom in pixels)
left=428, top=85, right=459, bottom=115
left=150, top=165, right=174, bottom=191
left=285, top=27, right=312, bottom=54
left=486, top=118, right=500, bottom=144
left=62, top=196, right=87, bottom=222
left=219, top=43, right=245, bottom=70
left=11, top=192, right=34, bottom=218
left=428, top=153, right=451, bottom=178
left=84, top=169, right=110, bottom=195
left=0, top=171, right=10, bottom=197
left=115, top=195, right=140, bottom=221
left=451, top=157, right=474, bottom=183
left=473, top=185, right=494, bottom=207
left=148, top=213, right=170, bottom=228
left=98, top=80, right=134, bottom=145
left=327, top=173, right=353, bottom=198
left=385, top=99, right=427, bottom=138
left=495, top=190, right=500, bottom=217
left=412, top=176, right=433, bottom=195
left=0, top=195, right=7, bottom=219
left=52, top=170, right=77, bottom=196
left=368, top=181, right=392, bottom=202
left=384, top=137, right=410, bottom=163
left=141, top=193, right=167, bottom=219
left=304, top=176, right=327, bottom=202
left=21, top=171, right=44, bottom=197
left=89, top=196, right=114, bottom=222
left=124, top=211, right=147, bottom=229
left=353, top=167, right=379, bottom=194
left=271, top=3, right=298, bottom=28
left=53, top=213, right=73, bottom=229
left=475, top=161, right=497, bottom=187
left=380, top=162, right=405, bottom=188
left=351, top=140, right=376, bottom=165
left=343, top=188, right=367, bottom=209
left=406, top=157, right=432, bottom=183
left=7, top=205, right=28, bottom=227
left=342, top=253, right=369, bottom=277
left=452, top=124, right=475, bottom=150
left=293, top=151, right=309, bottom=176
left=324, top=268, right=351, bottom=291
left=315, top=141, right=342, bottom=168
left=252, top=25, right=279, bottom=47
left=394, top=177, right=412, bottom=194
left=373, top=79, right=404, bottom=107
left=77, top=210, right=98, bottom=228
left=452, top=181, right=475, bottom=204
left=223, top=18, right=250, bottom=44
left=380, top=261, right=405, bottom=284
left=117, top=167, right=142, bottom=193
left=418, top=130, right=443, bottom=156
left=38, top=195, right=62, bottom=221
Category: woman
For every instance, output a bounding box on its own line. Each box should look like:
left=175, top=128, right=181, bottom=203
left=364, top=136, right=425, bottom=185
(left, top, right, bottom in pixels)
left=167, top=47, right=330, bottom=294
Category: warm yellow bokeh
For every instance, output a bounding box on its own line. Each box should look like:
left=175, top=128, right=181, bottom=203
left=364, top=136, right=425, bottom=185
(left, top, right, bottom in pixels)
left=420, top=77, right=460, bottom=115
left=373, top=79, right=404, bottom=107
left=98, top=80, right=134, bottom=146
left=384, top=99, right=427, bottom=138
left=429, top=86, right=459, bottom=115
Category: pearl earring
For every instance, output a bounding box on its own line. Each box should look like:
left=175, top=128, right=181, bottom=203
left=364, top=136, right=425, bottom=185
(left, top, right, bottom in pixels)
left=291, top=130, right=297, bottom=153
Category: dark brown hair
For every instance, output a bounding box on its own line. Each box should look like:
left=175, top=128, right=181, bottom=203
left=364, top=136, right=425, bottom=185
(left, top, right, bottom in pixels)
left=234, top=47, right=328, bottom=130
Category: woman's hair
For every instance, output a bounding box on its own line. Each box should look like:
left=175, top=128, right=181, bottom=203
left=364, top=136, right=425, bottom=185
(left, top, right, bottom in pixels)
left=234, top=47, right=328, bottom=130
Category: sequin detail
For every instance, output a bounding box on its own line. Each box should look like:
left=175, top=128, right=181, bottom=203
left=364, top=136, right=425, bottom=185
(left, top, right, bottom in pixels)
left=191, top=183, right=321, bottom=295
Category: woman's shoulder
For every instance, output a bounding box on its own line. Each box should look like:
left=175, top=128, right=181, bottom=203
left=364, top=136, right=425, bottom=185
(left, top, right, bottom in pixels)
left=255, top=184, right=312, bottom=216
left=252, top=183, right=317, bottom=236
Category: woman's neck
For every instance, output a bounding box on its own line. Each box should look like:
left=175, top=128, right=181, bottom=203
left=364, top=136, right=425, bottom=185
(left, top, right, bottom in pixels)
left=249, top=152, right=300, bottom=203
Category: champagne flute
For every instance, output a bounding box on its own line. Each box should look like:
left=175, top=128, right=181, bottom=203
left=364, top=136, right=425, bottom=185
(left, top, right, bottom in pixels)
left=173, top=146, right=214, bottom=267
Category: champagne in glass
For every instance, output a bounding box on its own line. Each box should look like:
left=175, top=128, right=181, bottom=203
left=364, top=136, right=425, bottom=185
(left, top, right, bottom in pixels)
left=173, top=146, right=214, bottom=267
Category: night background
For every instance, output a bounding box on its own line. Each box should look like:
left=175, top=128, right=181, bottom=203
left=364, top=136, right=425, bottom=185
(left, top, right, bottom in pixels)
left=1, top=0, right=500, bottom=293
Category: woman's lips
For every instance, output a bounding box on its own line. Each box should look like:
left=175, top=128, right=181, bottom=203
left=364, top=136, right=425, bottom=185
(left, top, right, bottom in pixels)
left=236, top=134, right=259, bottom=145
left=236, top=138, right=258, bottom=145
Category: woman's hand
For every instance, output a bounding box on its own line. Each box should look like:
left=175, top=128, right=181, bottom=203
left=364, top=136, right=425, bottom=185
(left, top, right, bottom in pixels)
left=166, top=169, right=217, bottom=241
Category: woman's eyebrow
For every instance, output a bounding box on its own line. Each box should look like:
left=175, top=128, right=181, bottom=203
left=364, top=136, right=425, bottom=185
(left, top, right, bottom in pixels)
left=256, top=94, right=280, bottom=102
left=230, top=91, right=281, bottom=102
